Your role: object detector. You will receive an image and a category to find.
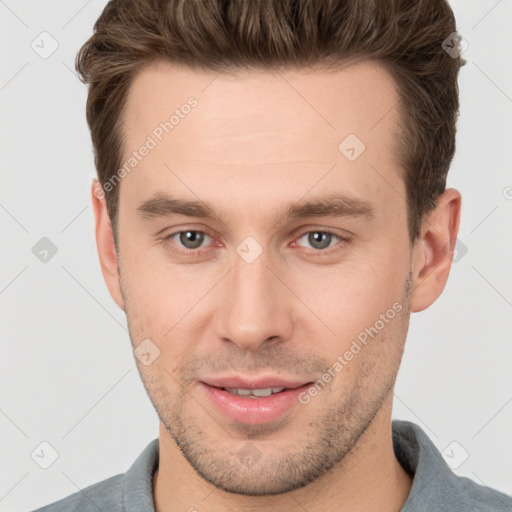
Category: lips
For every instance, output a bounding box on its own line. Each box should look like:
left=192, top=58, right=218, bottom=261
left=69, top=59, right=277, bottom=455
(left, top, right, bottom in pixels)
left=199, top=375, right=314, bottom=424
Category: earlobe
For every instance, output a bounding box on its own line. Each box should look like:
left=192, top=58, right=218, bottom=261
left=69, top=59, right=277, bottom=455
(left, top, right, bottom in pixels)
left=91, top=179, right=125, bottom=311
left=409, top=188, right=462, bottom=313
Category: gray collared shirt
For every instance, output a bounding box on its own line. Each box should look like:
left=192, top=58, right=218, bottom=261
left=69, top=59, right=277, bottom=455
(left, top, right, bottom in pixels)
left=31, top=420, right=512, bottom=511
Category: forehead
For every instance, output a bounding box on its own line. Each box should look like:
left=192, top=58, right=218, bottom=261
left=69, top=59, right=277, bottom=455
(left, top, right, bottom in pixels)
left=123, top=59, right=401, bottom=149
left=119, top=59, right=404, bottom=220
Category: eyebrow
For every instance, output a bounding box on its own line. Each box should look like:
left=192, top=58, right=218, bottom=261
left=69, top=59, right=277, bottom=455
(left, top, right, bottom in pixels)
left=137, top=192, right=375, bottom=224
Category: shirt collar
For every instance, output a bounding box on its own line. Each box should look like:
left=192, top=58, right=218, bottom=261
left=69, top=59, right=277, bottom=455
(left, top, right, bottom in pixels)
left=123, top=438, right=159, bottom=512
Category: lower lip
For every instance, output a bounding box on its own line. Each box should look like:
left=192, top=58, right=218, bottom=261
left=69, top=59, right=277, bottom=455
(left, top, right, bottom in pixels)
left=200, top=382, right=312, bottom=425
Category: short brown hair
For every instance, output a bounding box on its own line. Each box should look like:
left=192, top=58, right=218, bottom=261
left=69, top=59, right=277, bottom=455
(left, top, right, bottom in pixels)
left=76, top=0, right=465, bottom=243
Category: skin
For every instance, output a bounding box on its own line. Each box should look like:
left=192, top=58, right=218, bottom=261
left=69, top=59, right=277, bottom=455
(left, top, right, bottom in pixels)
left=92, top=59, right=461, bottom=511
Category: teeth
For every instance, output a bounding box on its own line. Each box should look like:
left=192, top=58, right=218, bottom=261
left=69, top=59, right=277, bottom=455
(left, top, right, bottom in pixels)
left=224, top=387, right=286, bottom=397
left=252, top=388, right=272, bottom=397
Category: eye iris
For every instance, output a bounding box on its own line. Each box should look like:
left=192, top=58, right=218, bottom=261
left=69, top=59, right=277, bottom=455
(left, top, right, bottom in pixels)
left=180, top=231, right=204, bottom=249
left=309, top=232, right=331, bottom=250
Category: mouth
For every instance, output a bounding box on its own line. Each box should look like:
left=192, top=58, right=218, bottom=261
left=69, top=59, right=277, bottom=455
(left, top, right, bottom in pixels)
left=221, top=386, right=290, bottom=397
left=199, top=380, right=314, bottom=425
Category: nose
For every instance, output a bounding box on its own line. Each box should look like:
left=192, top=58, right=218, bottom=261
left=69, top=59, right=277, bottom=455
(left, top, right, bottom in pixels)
left=214, top=247, right=294, bottom=352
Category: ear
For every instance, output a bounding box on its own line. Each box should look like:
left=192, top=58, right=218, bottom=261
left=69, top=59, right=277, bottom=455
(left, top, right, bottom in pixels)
left=410, top=188, right=462, bottom=313
left=91, top=179, right=125, bottom=311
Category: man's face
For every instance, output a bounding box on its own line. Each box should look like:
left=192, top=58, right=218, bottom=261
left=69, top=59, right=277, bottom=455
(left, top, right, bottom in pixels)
left=113, top=60, right=415, bottom=494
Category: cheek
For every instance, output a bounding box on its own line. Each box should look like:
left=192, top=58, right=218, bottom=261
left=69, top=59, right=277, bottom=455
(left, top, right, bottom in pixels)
left=292, top=252, right=405, bottom=330
left=120, top=247, right=218, bottom=343
left=285, top=253, right=408, bottom=380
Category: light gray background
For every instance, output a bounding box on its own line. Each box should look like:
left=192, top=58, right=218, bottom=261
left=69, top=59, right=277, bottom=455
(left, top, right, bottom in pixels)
left=1, top=1, right=511, bottom=510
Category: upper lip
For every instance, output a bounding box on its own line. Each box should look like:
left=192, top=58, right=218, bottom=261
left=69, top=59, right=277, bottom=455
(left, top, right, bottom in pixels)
left=201, top=375, right=313, bottom=390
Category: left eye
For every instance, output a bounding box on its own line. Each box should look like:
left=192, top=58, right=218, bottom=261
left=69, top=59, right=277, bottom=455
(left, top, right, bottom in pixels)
left=296, top=231, right=342, bottom=250
left=167, top=230, right=212, bottom=250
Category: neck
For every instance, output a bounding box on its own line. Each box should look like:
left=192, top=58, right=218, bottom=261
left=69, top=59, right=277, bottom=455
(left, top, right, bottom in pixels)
left=153, top=398, right=412, bottom=512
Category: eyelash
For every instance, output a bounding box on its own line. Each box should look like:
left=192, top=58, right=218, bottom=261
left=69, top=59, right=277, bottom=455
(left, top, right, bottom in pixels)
left=162, top=228, right=351, bottom=258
